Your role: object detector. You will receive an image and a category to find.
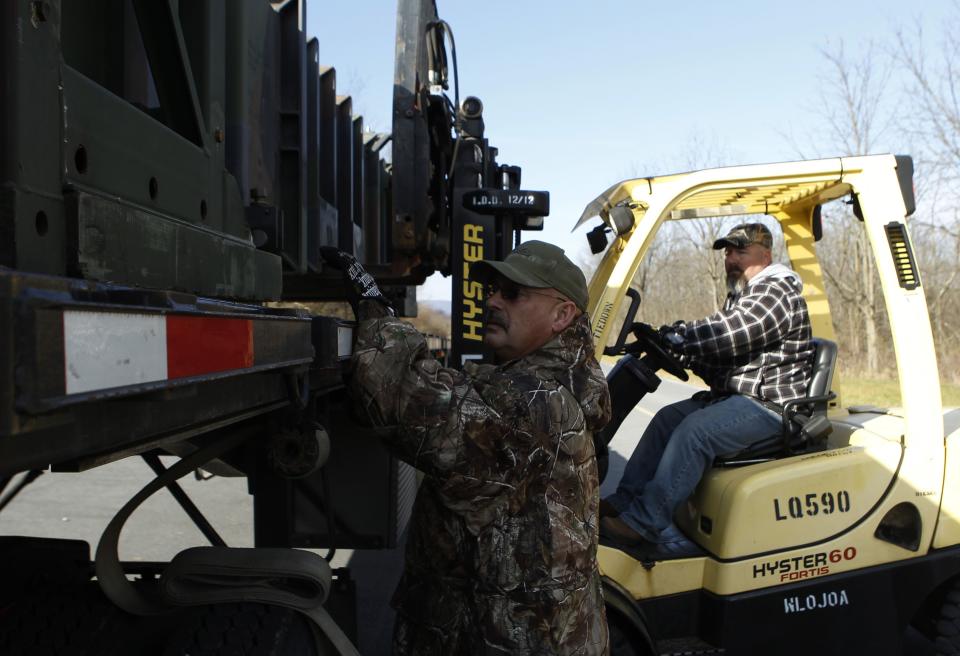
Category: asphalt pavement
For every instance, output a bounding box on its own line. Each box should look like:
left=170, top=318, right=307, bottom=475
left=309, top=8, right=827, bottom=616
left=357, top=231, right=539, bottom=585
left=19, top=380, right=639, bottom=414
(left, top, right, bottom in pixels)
left=0, top=453, right=404, bottom=653
left=600, top=377, right=696, bottom=498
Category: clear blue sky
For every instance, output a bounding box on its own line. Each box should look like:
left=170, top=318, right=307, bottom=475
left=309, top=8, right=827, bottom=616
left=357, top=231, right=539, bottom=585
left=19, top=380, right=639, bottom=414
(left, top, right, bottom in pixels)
left=307, top=1, right=953, bottom=299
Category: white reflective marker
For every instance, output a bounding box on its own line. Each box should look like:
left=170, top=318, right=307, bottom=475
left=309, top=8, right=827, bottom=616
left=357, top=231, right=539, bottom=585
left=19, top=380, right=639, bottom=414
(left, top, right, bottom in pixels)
left=63, top=311, right=168, bottom=394
left=337, top=325, right=354, bottom=358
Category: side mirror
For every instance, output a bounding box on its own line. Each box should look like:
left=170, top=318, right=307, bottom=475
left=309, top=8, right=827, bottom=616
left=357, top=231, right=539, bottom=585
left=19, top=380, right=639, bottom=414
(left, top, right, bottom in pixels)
left=587, top=225, right=609, bottom=254
left=609, top=205, right=635, bottom=235
left=895, top=155, right=916, bottom=217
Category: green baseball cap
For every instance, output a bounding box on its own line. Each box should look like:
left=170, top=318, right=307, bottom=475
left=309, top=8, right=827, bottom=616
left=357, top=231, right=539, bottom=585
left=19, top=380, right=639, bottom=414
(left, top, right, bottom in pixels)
left=471, top=240, right=589, bottom=311
left=712, top=222, right=773, bottom=250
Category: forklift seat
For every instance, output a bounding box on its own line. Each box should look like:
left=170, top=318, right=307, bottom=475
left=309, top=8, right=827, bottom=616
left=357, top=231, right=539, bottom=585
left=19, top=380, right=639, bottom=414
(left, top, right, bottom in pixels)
left=713, top=338, right=838, bottom=467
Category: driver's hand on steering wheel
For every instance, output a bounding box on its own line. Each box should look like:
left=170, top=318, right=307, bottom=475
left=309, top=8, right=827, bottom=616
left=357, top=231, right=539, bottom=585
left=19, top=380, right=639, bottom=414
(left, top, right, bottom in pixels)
left=658, top=322, right=686, bottom=352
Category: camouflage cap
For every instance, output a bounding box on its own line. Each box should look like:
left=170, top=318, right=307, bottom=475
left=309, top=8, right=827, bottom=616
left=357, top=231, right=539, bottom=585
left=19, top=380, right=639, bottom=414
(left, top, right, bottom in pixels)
left=471, top=240, right=589, bottom=311
left=712, top=222, right=773, bottom=250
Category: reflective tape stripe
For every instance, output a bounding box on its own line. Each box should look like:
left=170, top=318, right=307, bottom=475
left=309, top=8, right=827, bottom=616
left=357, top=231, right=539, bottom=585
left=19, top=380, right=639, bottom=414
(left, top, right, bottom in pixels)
left=337, top=325, right=353, bottom=358
left=166, top=316, right=253, bottom=379
left=62, top=311, right=295, bottom=396
left=64, top=311, right=168, bottom=394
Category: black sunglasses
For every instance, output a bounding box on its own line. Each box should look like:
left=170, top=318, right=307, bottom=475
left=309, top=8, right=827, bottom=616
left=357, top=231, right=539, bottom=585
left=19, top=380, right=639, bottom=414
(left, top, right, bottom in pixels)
left=485, top=279, right=569, bottom=304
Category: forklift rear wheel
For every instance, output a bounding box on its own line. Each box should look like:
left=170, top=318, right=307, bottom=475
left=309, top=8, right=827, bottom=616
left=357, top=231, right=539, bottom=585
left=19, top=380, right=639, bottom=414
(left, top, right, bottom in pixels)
left=934, top=577, right=960, bottom=654
left=609, top=612, right=651, bottom=656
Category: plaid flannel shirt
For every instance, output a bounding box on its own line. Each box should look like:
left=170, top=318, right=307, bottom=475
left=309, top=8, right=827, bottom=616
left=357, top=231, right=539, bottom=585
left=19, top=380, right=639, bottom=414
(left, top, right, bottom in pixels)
left=676, top=269, right=814, bottom=406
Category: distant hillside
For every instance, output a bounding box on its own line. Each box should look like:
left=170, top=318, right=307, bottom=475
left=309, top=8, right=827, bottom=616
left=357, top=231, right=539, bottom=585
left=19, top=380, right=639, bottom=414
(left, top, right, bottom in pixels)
left=273, top=298, right=454, bottom=338
left=417, top=299, right=451, bottom=317
left=410, top=299, right=453, bottom=338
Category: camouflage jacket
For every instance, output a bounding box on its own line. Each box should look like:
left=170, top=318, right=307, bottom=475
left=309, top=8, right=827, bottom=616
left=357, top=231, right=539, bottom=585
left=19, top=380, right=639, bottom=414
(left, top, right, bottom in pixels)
left=349, top=311, right=612, bottom=656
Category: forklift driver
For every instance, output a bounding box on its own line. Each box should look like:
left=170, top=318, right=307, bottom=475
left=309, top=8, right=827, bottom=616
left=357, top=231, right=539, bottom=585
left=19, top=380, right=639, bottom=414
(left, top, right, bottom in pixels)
left=600, top=223, right=815, bottom=558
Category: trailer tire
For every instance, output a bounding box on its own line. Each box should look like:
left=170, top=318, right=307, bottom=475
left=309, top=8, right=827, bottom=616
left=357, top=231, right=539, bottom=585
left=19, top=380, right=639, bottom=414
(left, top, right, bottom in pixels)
left=160, top=602, right=320, bottom=656
left=934, top=581, right=960, bottom=654
left=0, top=583, right=132, bottom=656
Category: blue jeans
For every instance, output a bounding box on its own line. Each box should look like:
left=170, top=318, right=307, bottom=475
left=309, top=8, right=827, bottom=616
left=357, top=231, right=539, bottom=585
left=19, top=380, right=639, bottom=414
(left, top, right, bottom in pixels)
left=605, top=395, right=781, bottom=542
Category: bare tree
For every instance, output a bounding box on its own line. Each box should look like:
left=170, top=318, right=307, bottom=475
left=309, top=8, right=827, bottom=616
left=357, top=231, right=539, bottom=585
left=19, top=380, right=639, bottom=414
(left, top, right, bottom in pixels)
left=894, top=12, right=960, bottom=378
left=655, top=133, right=741, bottom=314
left=578, top=132, right=744, bottom=344
left=671, top=219, right=741, bottom=312
left=819, top=42, right=894, bottom=156
left=812, top=41, right=896, bottom=375
left=895, top=15, right=960, bottom=197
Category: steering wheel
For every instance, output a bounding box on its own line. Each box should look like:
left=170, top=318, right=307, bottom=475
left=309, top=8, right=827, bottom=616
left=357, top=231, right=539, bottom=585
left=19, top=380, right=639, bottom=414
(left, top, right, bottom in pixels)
left=628, top=323, right=689, bottom=381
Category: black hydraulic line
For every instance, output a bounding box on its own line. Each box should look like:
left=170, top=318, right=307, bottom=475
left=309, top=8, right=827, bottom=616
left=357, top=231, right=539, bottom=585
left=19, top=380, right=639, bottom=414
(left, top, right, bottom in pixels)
left=319, top=403, right=337, bottom=563
left=299, top=481, right=360, bottom=543
left=438, top=20, right=459, bottom=115
left=320, top=466, right=337, bottom=563
left=425, top=18, right=462, bottom=182
left=0, top=469, right=44, bottom=513
left=141, top=453, right=227, bottom=548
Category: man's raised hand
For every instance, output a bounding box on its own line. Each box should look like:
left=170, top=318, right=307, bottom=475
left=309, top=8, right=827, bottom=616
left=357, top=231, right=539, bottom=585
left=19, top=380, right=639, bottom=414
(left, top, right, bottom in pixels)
left=319, top=247, right=394, bottom=318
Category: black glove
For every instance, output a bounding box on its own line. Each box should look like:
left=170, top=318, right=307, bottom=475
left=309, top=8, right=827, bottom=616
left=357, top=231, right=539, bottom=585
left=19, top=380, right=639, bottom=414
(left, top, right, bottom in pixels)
left=657, top=321, right=686, bottom=352
left=319, top=247, right=394, bottom=318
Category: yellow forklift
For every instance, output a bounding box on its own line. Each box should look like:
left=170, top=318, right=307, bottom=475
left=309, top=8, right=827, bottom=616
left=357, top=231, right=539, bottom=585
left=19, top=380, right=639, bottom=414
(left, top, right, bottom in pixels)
left=580, top=154, right=960, bottom=655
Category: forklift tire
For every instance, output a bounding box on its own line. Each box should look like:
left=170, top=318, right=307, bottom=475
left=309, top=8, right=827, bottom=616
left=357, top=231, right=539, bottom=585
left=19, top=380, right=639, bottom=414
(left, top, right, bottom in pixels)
left=609, top=613, right=651, bottom=656
left=160, top=602, right=320, bottom=656
left=935, top=579, right=960, bottom=655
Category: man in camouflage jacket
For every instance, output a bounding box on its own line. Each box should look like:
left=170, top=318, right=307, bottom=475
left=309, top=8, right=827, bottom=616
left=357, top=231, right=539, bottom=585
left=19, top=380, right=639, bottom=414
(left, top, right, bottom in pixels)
left=601, top=223, right=814, bottom=558
left=326, top=241, right=611, bottom=655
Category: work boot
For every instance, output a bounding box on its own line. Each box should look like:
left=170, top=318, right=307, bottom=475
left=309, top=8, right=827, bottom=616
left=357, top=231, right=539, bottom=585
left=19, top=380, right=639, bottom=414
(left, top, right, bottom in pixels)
left=599, top=517, right=647, bottom=544
left=648, top=527, right=706, bottom=559
left=600, top=517, right=706, bottom=559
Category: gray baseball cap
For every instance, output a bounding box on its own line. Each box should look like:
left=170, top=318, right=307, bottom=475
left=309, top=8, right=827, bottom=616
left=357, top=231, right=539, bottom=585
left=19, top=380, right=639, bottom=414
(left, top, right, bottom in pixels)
left=471, top=240, right=589, bottom=311
left=712, top=222, right=773, bottom=250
